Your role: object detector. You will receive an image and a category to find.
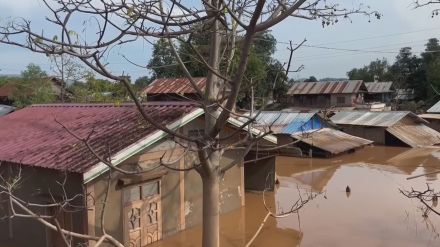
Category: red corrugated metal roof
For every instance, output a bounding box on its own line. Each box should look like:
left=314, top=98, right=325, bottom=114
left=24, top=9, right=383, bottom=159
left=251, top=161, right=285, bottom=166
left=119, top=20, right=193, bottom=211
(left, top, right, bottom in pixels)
left=0, top=102, right=198, bottom=173
left=287, top=80, right=366, bottom=95
left=142, top=77, right=206, bottom=95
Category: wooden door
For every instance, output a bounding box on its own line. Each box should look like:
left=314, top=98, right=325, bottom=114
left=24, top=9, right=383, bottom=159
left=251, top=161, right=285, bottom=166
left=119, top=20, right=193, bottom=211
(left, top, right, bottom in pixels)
left=124, top=180, right=162, bottom=247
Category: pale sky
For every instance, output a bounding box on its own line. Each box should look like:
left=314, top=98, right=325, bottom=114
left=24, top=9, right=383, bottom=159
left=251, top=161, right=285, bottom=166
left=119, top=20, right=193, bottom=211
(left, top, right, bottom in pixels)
left=0, top=0, right=439, bottom=80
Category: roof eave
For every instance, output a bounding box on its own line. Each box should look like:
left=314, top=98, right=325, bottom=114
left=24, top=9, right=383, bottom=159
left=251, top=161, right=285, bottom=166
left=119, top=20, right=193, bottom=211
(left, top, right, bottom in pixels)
left=83, top=108, right=204, bottom=184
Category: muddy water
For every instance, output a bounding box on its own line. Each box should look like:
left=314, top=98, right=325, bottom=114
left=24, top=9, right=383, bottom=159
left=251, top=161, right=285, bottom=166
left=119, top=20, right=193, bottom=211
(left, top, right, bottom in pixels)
left=153, top=146, right=440, bottom=247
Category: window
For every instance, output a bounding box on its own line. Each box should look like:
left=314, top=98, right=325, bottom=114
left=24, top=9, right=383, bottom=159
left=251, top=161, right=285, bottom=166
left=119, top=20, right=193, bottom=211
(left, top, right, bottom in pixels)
left=124, top=180, right=160, bottom=204
left=337, top=96, right=345, bottom=104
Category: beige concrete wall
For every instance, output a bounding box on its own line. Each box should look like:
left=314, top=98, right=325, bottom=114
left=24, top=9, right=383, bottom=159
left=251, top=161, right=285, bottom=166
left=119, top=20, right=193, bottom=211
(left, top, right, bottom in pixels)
left=88, top=116, right=245, bottom=245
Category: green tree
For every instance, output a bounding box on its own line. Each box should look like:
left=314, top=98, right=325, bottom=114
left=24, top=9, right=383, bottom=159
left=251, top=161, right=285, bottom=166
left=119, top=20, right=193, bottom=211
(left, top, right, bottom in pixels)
left=11, top=64, right=55, bottom=108
left=422, top=38, right=440, bottom=102
left=347, top=58, right=391, bottom=81
left=304, top=76, right=318, bottom=82
left=148, top=38, right=181, bottom=78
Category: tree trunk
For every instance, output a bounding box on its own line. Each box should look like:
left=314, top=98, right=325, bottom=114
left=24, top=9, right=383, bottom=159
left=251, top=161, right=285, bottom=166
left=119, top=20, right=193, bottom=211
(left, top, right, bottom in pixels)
left=202, top=173, right=220, bottom=247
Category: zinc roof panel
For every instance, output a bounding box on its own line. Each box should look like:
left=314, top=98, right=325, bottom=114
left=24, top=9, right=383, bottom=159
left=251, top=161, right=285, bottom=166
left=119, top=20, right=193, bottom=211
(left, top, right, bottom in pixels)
left=287, top=80, right=364, bottom=95
left=427, top=100, right=440, bottom=113
left=142, top=77, right=206, bottom=95
left=365, top=82, right=394, bottom=93
left=386, top=125, right=440, bottom=147
left=330, top=111, right=427, bottom=127
left=292, top=128, right=373, bottom=154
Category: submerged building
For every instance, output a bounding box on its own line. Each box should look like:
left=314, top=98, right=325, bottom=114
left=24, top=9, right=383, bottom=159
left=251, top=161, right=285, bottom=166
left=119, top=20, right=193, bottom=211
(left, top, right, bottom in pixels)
left=331, top=111, right=440, bottom=147
left=241, top=111, right=372, bottom=157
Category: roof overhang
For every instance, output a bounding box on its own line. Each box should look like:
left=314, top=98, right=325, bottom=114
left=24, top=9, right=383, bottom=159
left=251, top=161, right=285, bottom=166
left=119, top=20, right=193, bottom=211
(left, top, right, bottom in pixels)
left=83, top=109, right=277, bottom=184
left=83, top=108, right=204, bottom=184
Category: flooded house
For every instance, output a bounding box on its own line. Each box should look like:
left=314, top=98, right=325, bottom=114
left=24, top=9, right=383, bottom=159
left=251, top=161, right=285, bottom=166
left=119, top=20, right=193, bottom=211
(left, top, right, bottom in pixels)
left=242, top=111, right=372, bottom=157
left=0, top=102, right=276, bottom=247
left=140, top=77, right=207, bottom=101
left=419, top=100, right=440, bottom=131
left=286, top=80, right=367, bottom=109
left=331, top=111, right=440, bottom=147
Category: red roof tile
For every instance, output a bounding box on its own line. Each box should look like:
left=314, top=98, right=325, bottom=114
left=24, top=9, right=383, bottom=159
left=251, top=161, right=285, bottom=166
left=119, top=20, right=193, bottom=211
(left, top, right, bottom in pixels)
left=142, top=77, right=206, bottom=95
left=0, top=102, right=198, bottom=173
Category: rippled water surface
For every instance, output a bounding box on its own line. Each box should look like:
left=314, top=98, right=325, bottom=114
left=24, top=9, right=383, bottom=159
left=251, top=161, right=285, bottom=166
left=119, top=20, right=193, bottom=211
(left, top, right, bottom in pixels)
left=153, top=146, right=440, bottom=247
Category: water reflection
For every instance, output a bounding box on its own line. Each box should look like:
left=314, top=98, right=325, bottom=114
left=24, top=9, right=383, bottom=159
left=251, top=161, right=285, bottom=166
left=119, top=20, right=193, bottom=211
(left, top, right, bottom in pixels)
left=153, top=146, right=440, bottom=247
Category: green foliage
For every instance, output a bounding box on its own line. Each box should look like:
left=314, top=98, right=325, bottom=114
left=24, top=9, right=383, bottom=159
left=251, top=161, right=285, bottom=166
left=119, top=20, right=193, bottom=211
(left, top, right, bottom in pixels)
left=346, top=38, right=440, bottom=106
left=347, top=58, right=392, bottom=82
left=304, top=76, right=318, bottom=82
left=147, top=31, right=288, bottom=107
left=69, top=74, right=129, bottom=103
left=148, top=39, right=181, bottom=78
left=11, top=64, right=55, bottom=108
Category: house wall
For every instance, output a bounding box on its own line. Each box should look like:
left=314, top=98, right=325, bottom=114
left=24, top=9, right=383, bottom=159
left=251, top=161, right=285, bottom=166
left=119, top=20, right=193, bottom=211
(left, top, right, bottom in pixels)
left=0, top=164, right=85, bottom=247
left=87, top=117, right=245, bottom=246
left=425, top=119, right=440, bottom=132
left=244, top=154, right=276, bottom=191
left=338, top=125, right=386, bottom=144
left=289, top=93, right=363, bottom=108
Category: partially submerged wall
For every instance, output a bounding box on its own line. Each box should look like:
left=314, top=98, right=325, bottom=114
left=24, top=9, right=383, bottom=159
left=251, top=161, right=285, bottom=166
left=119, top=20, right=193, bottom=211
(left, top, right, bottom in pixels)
left=0, top=164, right=85, bottom=247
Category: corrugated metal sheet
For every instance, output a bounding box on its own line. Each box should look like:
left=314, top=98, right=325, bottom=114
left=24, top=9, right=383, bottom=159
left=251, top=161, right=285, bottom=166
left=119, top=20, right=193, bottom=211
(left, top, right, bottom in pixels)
left=142, top=77, right=206, bottom=95
left=386, top=125, right=440, bottom=147
left=292, top=128, right=373, bottom=154
left=0, top=104, right=14, bottom=116
left=287, top=80, right=365, bottom=95
left=330, top=111, right=427, bottom=127
left=427, top=100, right=440, bottom=113
left=240, top=111, right=321, bottom=134
left=0, top=102, right=199, bottom=173
left=419, top=113, right=440, bottom=120
left=365, top=82, right=393, bottom=93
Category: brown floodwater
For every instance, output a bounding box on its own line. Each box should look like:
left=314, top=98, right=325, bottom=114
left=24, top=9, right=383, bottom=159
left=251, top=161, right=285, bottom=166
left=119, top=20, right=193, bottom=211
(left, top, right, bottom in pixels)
left=152, top=146, right=440, bottom=247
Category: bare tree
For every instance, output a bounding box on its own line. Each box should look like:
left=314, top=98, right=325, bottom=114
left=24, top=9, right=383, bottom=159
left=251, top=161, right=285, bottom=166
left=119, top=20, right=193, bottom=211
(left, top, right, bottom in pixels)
left=0, top=0, right=379, bottom=246
left=413, top=0, right=440, bottom=16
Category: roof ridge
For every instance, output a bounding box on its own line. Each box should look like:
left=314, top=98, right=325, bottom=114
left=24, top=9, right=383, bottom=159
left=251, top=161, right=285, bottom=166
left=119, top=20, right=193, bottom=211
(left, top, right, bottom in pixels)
left=30, top=101, right=197, bottom=108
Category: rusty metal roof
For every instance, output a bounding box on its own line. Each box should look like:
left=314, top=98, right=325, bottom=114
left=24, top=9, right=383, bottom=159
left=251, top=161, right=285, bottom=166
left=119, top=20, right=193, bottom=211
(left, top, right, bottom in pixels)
left=427, top=100, right=440, bottom=113
left=292, top=128, right=373, bottom=155
left=330, top=111, right=428, bottom=127
left=386, top=125, right=440, bottom=147
left=287, top=80, right=366, bottom=95
left=0, top=102, right=199, bottom=173
left=365, top=82, right=394, bottom=93
left=142, top=77, right=206, bottom=95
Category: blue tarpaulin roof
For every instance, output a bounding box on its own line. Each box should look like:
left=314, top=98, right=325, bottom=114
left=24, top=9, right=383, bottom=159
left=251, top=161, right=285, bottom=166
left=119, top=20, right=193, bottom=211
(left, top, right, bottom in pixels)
left=240, top=111, right=323, bottom=135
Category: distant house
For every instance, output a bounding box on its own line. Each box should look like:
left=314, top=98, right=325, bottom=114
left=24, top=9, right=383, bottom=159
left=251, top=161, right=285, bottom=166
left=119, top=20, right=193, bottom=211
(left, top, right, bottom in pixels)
left=286, top=80, right=367, bottom=109
left=0, top=102, right=276, bottom=247
left=364, top=81, right=395, bottom=104
left=141, top=77, right=207, bottom=101
left=0, top=77, right=69, bottom=105
left=331, top=111, right=440, bottom=147
left=419, top=100, right=440, bottom=131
